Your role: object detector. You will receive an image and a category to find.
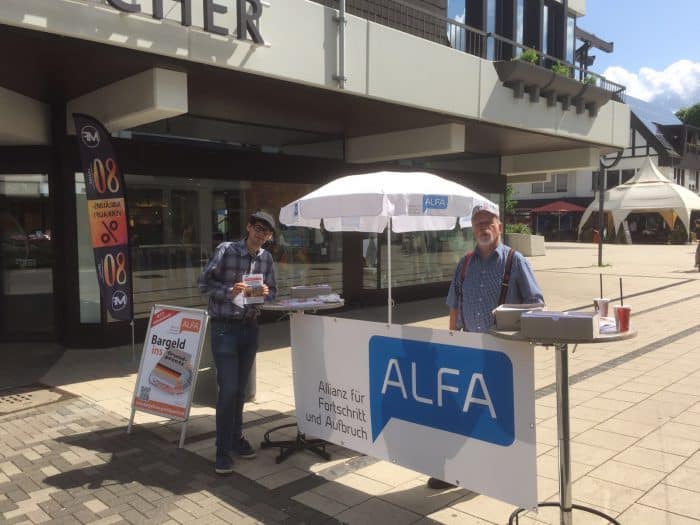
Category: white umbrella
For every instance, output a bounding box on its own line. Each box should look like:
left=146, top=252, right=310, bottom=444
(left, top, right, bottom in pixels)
left=579, top=157, right=700, bottom=239
left=279, top=171, right=499, bottom=323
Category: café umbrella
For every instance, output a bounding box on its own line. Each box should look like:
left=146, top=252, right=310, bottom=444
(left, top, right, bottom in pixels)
left=279, top=171, right=499, bottom=323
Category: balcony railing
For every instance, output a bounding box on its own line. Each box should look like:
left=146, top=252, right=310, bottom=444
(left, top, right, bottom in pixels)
left=313, top=0, right=626, bottom=102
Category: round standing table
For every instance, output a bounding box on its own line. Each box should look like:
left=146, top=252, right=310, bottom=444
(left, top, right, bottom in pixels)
left=259, top=300, right=344, bottom=463
left=489, top=327, right=636, bottom=525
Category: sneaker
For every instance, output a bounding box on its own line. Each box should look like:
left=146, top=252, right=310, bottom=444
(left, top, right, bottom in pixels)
left=427, top=477, right=456, bottom=489
left=214, top=453, right=234, bottom=475
left=235, top=437, right=257, bottom=459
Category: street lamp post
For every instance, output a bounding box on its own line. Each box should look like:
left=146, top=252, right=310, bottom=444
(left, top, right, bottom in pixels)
left=598, top=152, right=623, bottom=266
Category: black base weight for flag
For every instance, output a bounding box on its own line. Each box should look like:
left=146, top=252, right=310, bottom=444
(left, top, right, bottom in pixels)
left=260, top=423, right=331, bottom=464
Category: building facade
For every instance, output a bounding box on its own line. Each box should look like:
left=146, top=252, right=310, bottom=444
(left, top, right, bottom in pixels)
left=0, top=0, right=629, bottom=346
left=511, top=96, right=700, bottom=240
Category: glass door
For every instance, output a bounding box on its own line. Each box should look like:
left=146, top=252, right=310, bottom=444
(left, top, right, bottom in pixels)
left=0, top=174, right=55, bottom=338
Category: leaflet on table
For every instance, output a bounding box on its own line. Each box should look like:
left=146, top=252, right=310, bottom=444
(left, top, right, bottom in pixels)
left=598, top=316, right=617, bottom=334
left=277, top=298, right=325, bottom=309
left=243, top=273, right=264, bottom=304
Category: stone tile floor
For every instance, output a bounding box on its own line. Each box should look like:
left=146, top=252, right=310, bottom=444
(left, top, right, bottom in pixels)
left=2, top=242, right=700, bottom=524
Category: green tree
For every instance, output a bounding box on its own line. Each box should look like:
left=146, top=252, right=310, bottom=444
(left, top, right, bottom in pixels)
left=676, top=103, right=700, bottom=128
left=504, top=184, right=516, bottom=215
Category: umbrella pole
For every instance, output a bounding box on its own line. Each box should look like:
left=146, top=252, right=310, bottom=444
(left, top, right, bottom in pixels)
left=387, top=217, right=392, bottom=325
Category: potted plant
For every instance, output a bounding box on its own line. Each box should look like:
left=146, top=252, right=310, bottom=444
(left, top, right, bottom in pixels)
left=578, top=74, right=614, bottom=116
left=541, top=61, right=586, bottom=109
left=504, top=223, right=546, bottom=256
left=493, top=48, right=555, bottom=100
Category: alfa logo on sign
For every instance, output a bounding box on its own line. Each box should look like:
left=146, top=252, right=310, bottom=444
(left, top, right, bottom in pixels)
left=369, top=336, right=515, bottom=446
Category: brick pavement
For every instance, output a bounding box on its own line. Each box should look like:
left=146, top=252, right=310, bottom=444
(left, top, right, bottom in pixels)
left=0, top=396, right=341, bottom=524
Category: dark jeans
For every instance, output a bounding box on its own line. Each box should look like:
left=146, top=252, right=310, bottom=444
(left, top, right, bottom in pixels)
left=211, top=318, right=258, bottom=455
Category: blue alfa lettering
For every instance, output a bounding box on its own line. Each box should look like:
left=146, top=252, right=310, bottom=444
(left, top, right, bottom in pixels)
left=369, top=336, right=515, bottom=446
left=422, top=195, right=448, bottom=211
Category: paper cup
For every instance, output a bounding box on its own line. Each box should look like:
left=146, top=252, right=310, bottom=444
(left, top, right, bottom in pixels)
left=593, top=298, right=610, bottom=318
left=613, top=305, right=631, bottom=332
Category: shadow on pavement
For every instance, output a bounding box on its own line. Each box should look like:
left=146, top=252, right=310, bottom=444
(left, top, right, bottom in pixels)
left=44, top=428, right=339, bottom=524
left=0, top=342, right=64, bottom=389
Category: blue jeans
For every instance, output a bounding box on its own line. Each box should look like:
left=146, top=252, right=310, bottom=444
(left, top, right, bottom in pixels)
left=211, top=318, right=258, bottom=455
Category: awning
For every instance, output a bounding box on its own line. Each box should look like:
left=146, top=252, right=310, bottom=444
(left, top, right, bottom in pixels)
left=530, top=200, right=586, bottom=213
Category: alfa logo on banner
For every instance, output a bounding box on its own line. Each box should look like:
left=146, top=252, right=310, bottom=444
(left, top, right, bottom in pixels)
left=73, top=114, right=133, bottom=321
left=291, top=315, right=537, bottom=509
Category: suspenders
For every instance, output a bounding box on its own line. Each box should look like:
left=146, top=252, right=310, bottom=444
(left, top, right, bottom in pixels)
left=456, top=247, right=516, bottom=330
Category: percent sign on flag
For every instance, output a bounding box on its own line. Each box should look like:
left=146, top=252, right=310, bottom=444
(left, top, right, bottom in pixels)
left=74, top=114, right=133, bottom=321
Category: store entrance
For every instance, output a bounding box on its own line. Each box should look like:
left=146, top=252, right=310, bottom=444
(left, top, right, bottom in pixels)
left=0, top=173, right=55, bottom=340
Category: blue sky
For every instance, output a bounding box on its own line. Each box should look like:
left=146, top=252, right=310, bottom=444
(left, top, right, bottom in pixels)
left=580, top=0, right=700, bottom=73
left=579, top=1, right=700, bottom=111
left=446, top=0, right=699, bottom=109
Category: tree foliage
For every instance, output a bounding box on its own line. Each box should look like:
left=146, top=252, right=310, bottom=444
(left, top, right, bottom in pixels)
left=504, top=184, right=516, bottom=215
left=675, top=103, right=700, bottom=128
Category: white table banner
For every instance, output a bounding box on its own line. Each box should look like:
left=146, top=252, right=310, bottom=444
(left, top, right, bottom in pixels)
left=291, top=314, right=537, bottom=509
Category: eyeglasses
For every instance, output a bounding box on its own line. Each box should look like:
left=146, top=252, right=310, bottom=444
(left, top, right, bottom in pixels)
left=252, top=223, right=272, bottom=234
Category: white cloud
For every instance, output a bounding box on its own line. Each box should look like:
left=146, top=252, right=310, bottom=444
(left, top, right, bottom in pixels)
left=603, top=59, right=700, bottom=111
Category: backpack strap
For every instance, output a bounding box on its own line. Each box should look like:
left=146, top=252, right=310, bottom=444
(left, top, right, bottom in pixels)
left=498, top=248, right=516, bottom=306
left=456, top=252, right=473, bottom=330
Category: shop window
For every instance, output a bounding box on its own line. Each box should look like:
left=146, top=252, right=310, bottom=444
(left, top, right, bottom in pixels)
left=1, top=174, right=54, bottom=335
left=364, top=192, right=500, bottom=291
left=75, top=174, right=344, bottom=321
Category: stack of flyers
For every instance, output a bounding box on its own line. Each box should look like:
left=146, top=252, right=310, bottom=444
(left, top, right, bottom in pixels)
left=149, top=348, right=193, bottom=395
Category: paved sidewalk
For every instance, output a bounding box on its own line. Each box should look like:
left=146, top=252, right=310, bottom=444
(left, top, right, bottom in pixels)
left=2, top=242, right=700, bottom=524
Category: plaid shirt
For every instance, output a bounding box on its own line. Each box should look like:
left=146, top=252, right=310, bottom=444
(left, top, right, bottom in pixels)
left=446, top=243, right=544, bottom=332
left=198, top=239, right=277, bottom=320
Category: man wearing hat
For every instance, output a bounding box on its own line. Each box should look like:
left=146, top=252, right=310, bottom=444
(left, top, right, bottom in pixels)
left=427, top=203, right=544, bottom=490
left=199, top=211, right=277, bottom=475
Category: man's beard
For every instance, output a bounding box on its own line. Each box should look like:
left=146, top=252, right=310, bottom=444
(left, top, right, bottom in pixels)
left=476, top=231, right=497, bottom=247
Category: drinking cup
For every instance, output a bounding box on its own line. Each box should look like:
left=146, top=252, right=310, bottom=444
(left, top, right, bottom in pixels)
left=593, top=298, right=610, bottom=318
left=613, top=305, right=631, bottom=332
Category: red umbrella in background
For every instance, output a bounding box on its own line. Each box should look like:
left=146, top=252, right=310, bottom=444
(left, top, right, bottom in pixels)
left=530, top=200, right=586, bottom=239
left=530, top=200, right=586, bottom=214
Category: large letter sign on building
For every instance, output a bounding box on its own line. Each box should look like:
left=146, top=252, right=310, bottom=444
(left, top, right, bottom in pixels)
left=292, top=315, right=537, bottom=509
left=105, top=0, right=266, bottom=44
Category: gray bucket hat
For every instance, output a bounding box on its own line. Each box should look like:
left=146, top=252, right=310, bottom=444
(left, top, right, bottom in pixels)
left=249, top=210, right=276, bottom=232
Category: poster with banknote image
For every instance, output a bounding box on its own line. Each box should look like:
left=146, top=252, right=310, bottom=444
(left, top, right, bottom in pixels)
left=131, top=305, right=208, bottom=421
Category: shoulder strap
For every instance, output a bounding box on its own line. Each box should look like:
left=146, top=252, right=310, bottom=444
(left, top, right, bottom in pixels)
left=457, top=252, right=473, bottom=330
left=460, top=252, right=473, bottom=284
left=498, top=248, right=516, bottom=306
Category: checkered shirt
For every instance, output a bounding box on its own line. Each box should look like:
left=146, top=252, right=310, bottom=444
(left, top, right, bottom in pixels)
left=446, top=243, right=544, bottom=332
left=198, top=239, right=277, bottom=320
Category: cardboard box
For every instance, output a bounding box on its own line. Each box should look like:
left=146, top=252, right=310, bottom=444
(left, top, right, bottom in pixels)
left=493, top=303, right=544, bottom=331
left=520, top=311, right=599, bottom=341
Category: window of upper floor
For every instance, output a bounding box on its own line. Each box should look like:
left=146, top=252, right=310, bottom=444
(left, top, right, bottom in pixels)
left=532, top=172, right=568, bottom=193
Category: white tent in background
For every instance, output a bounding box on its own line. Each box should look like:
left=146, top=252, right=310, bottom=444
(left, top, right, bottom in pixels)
left=579, top=157, right=700, bottom=239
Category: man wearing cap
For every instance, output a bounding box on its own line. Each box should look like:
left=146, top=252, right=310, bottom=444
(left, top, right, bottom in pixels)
left=199, top=211, right=277, bottom=475
left=427, top=203, right=544, bottom=490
